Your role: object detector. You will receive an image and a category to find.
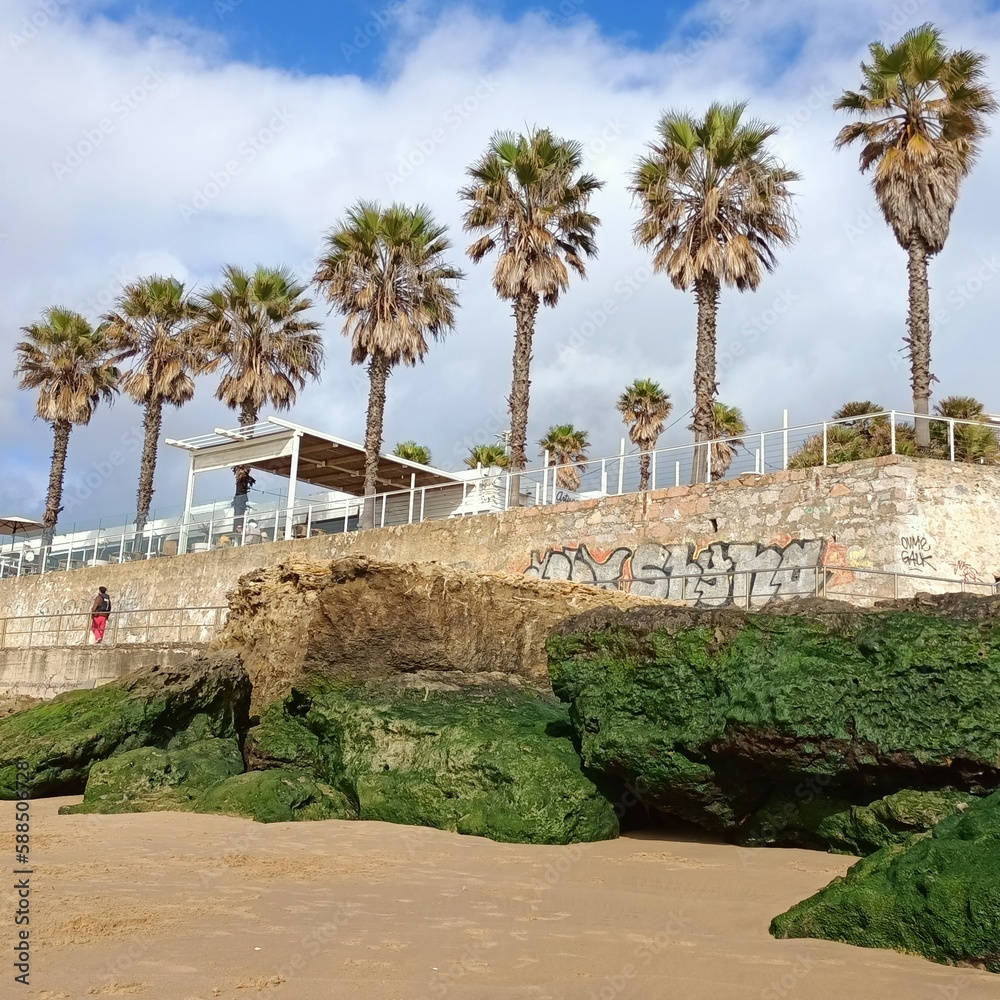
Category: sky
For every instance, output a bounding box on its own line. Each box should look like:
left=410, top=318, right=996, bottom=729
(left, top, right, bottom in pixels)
left=3, top=0, right=1000, bottom=527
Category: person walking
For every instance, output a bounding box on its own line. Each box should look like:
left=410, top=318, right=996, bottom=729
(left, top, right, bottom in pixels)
left=90, top=586, right=111, bottom=644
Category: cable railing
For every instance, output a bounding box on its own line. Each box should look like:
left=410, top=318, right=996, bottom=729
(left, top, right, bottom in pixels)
left=0, top=606, right=227, bottom=649
left=2, top=409, right=997, bottom=580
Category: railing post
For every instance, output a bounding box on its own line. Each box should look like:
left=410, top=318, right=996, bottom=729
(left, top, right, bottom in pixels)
left=118, top=531, right=125, bottom=564
left=759, top=432, right=765, bottom=473
left=754, top=448, right=761, bottom=474
left=822, top=422, right=828, bottom=466
left=380, top=494, right=387, bottom=528
left=617, top=438, right=625, bottom=495
left=706, top=443, right=712, bottom=484
left=420, top=487, right=426, bottom=522
left=651, top=450, right=657, bottom=490
left=600, top=459, right=607, bottom=496
left=890, top=411, right=896, bottom=455
left=782, top=409, right=789, bottom=470
left=407, top=473, right=416, bottom=524
left=949, top=419, right=955, bottom=462
left=674, top=461, right=680, bottom=487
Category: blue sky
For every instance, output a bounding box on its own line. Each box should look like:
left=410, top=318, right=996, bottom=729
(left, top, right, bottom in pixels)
left=95, top=0, right=687, bottom=77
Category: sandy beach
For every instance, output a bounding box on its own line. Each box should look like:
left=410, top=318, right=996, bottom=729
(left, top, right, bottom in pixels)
left=0, top=798, right=992, bottom=1000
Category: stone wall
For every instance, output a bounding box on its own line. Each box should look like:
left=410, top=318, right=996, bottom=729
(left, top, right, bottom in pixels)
left=0, top=457, right=997, bottom=625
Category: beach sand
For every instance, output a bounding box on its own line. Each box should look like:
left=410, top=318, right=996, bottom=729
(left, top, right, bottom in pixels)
left=1, top=797, right=993, bottom=999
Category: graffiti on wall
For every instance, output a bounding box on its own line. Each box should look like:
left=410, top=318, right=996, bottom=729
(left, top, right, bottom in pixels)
left=523, top=538, right=841, bottom=608
left=900, top=535, right=935, bottom=571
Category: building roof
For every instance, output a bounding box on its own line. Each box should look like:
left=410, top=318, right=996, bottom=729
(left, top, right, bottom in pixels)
left=165, top=417, right=462, bottom=495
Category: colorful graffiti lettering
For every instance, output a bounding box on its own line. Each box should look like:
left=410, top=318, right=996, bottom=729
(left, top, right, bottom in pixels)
left=523, top=538, right=834, bottom=608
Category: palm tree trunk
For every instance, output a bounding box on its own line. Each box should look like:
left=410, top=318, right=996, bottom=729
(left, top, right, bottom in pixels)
left=507, top=290, right=539, bottom=507
left=41, top=419, right=72, bottom=550
left=361, top=353, right=390, bottom=530
left=233, top=402, right=258, bottom=529
left=906, top=238, right=934, bottom=450
left=638, top=452, right=651, bottom=492
left=134, top=395, right=163, bottom=534
left=690, top=276, right=720, bottom=484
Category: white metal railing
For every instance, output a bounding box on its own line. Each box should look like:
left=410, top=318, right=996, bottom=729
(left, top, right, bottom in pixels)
left=0, top=606, right=227, bottom=649
left=2, top=409, right=997, bottom=579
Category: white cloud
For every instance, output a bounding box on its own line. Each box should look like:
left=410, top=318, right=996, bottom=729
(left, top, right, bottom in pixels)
left=2, top=0, right=1000, bottom=522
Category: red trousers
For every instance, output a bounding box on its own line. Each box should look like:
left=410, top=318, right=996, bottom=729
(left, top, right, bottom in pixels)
left=91, top=614, right=108, bottom=643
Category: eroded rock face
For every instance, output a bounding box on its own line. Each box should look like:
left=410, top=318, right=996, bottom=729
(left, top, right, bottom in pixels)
left=771, top=788, right=1000, bottom=972
left=548, top=605, right=1000, bottom=841
left=216, top=555, right=658, bottom=711
left=245, top=682, right=620, bottom=845
left=0, top=651, right=251, bottom=798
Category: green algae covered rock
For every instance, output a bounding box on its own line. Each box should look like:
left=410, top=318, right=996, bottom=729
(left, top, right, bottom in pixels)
left=0, top=652, right=251, bottom=798
left=191, top=769, right=356, bottom=823
left=60, top=738, right=244, bottom=815
left=248, top=683, right=619, bottom=844
left=742, top=788, right=974, bottom=854
left=548, top=606, right=1000, bottom=837
left=771, top=789, right=1000, bottom=971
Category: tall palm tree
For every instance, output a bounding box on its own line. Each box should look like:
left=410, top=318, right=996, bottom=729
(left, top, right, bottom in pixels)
left=834, top=24, right=997, bottom=448
left=709, top=402, right=747, bottom=480
left=14, top=308, right=119, bottom=548
left=539, top=424, right=590, bottom=492
left=465, top=443, right=509, bottom=469
left=461, top=128, right=603, bottom=502
left=616, top=378, right=672, bottom=491
left=314, top=201, right=462, bottom=528
left=195, top=265, right=323, bottom=523
left=631, top=102, right=799, bottom=483
left=393, top=440, right=432, bottom=465
left=103, top=276, right=206, bottom=532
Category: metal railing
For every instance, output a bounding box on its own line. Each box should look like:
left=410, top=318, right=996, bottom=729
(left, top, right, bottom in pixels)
left=624, top=564, right=997, bottom=609
left=0, top=606, right=227, bottom=649
left=3, top=409, right=998, bottom=580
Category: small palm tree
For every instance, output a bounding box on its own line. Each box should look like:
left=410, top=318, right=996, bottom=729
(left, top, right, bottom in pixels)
left=932, top=395, right=998, bottom=462
left=539, top=424, right=590, bottom=492
left=195, top=265, right=323, bottom=522
left=709, top=402, right=747, bottom=480
left=461, top=129, right=602, bottom=501
left=834, top=24, right=997, bottom=448
left=616, top=379, right=672, bottom=491
left=631, top=102, right=799, bottom=483
left=393, top=441, right=432, bottom=465
left=103, top=276, right=207, bottom=532
left=465, top=444, right=509, bottom=469
left=314, top=201, right=462, bottom=528
left=15, top=308, right=119, bottom=547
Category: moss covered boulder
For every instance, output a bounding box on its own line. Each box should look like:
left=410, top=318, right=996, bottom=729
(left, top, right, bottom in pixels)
left=771, top=789, right=1000, bottom=971
left=247, top=683, right=619, bottom=844
left=0, top=652, right=250, bottom=798
left=548, top=606, right=1000, bottom=838
left=742, top=788, right=973, bottom=854
left=192, top=769, right=355, bottom=823
left=61, top=738, right=244, bottom=815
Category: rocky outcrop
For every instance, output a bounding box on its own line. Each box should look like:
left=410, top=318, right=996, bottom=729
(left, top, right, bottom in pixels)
left=771, top=788, right=1000, bottom=972
left=192, top=770, right=356, bottom=823
left=215, top=556, right=657, bottom=711
left=245, top=682, right=620, bottom=844
left=0, top=651, right=251, bottom=798
left=548, top=604, right=1000, bottom=843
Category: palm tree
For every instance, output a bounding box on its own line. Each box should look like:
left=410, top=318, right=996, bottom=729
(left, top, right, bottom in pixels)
left=709, top=402, right=747, bottom=480
left=465, top=443, right=509, bottom=469
left=461, top=128, right=603, bottom=502
left=631, top=102, right=799, bottom=483
left=616, top=378, right=672, bottom=491
left=14, top=308, right=119, bottom=548
left=195, top=265, right=323, bottom=524
left=393, top=440, right=432, bottom=465
left=834, top=24, right=997, bottom=448
left=103, top=276, right=206, bottom=532
left=313, top=201, right=462, bottom=528
left=932, top=395, right=998, bottom=462
left=539, top=424, right=590, bottom=492
left=789, top=402, right=916, bottom=469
